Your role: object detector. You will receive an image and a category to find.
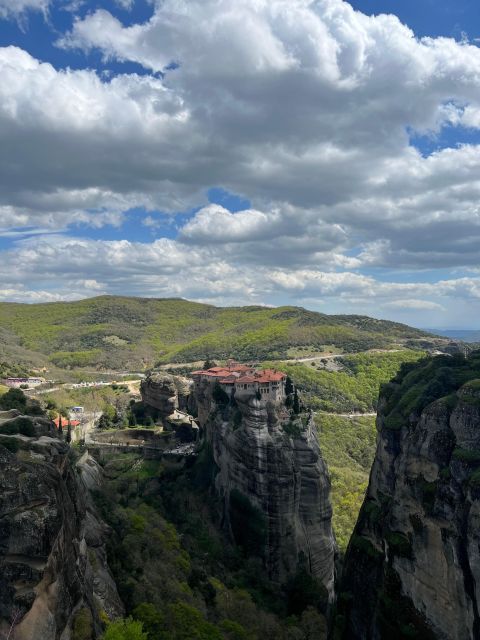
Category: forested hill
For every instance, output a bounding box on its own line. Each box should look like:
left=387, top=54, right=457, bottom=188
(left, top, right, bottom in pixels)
left=0, top=295, right=455, bottom=370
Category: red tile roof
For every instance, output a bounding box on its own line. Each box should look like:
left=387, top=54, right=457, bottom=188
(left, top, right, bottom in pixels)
left=256, top=370, right=286, bottom=383
left=192, top=365, right=285, bottom=385
left=236, top=375, right=258, bottom=383
left=54, top=417, right=80, bottom=428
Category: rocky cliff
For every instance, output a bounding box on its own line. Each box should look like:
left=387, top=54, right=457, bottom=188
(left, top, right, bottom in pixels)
left=338, top=352, right=480, bottom=640
left=0, top=426, right=123, bottom=639
left=194, top=379, right=336, bottom=598
left=141, top=373, right=194, bottom=417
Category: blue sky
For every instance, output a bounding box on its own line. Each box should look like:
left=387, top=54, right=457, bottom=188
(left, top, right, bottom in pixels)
left=1, top=0, right=480, bottom=328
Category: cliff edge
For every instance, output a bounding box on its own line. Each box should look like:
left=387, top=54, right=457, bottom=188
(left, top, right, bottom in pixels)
left=337, top=352, right=480, bottom=640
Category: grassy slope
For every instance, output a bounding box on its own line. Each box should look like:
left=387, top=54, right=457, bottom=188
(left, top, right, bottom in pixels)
left=317, top=414, right=377, bottom=552
left=266, top=350, right=424, bottom=412
left=0, top=295, right=440, bottom=371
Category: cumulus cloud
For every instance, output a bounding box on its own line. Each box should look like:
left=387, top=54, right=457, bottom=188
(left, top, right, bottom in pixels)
left=2, top=233, right=480, bottom=321
left=2, top=0, right=480, bottom=323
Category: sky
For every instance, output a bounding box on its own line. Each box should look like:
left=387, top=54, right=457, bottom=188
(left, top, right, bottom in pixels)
left=1, top=0, right=480, bottom=328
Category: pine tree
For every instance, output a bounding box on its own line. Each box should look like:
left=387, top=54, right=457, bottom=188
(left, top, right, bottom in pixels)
left=293, top=389, right=300, bottom=415
left=285, top=376, right=294, bottom=396
left=66, top=420, right=72, bottom=444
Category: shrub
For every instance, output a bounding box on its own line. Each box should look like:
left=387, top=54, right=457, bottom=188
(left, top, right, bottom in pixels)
left=350, top=535, right=383, bottom=559
left=0, top=417, right=35, bottom=437
left=385, top=532, right=412, bottom=559
left=72, top=607, right=93, bottom=640
left=101, top=618, right=147, bottom=640
left=0, top=388, right=27, bottom=411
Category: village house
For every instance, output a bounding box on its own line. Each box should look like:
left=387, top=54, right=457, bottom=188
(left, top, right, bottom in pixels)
left=3, top=377, right=45, bottom=388
left=53, top=416, right=81, bottom=430
left=191, top=360, right=287, bottom=402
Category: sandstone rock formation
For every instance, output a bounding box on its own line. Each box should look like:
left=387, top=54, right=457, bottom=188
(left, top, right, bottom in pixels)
left=338, top=353, right=480, bottom=640
left=194, top=379, right=336, bottom=598
left=141, top=373, right=193, bottom=417
left=0, top=435, right=123, bottom=639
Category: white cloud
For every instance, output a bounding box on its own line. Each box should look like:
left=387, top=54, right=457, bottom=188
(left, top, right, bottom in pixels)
left=383, top=299, right=445, bottom=311
left=2, top=1, right=480, bottom=323
left=0, top=0, right=48, bottom=19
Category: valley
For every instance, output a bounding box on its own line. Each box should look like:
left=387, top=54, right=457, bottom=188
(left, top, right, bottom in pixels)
left=0, top=296, right=476, bottom=640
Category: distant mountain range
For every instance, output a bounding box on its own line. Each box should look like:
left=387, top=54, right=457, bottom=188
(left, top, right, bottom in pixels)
left=0, top=296, right=460, bottom=371
left=426, top=329, right=480, bottom=343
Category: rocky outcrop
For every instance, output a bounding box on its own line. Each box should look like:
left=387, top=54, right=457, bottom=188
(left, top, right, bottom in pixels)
left=141, top=373, right=193, bottom=417
left=0, top=410, right=56, bottom=438
left=0, top=436, right=123, bottom=639
left=195, top=380, right=335, bottom=597
left=338, top=354, right=480, bottom=640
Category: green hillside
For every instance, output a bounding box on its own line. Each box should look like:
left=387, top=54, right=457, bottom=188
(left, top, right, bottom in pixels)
left=268, top=350, right=425, bottom=412
left=0, top=295, right=451, bottom=371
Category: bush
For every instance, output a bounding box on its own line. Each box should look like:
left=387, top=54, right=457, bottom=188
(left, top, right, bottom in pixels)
left=0, top=388, right=27, bottom=411
left=0, top=417, right=35, bottom=437
left=101, top=618, right=147, bottom=640
left=160, top=603, right=223, bottom=640
left=385, top=532, right=412, bottom=559
left=72, top=607, right=93, bottom=640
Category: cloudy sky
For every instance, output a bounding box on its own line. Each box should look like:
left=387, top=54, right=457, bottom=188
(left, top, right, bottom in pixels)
left=1, top=0, right=480, bottom=328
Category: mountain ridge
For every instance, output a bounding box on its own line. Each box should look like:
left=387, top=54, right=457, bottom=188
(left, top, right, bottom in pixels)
left=0, top=295, right=456, bottom=371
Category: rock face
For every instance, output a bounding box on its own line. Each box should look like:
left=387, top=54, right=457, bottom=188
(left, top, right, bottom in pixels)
left=338, top=354, right=480, bottom=640
left=141, top=373, right=193, bottom=417
left=194, top=380, right=335, bottom=597
left=0, top=435, right=123, bottom=639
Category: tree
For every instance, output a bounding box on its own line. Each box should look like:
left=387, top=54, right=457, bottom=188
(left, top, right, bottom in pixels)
left=66, top=420, right=72, bottom=444
left=161, top=603, right=223, bottom=640
left=203, top=358, right=217, bottom=370
left=293, top=389, right=300, bottom=415
left=212, top=381, right=229, bottom=406
left=101, top=618, right=148, bottom=640
left=285, top=376, right=294, bottom=396
left=132, top=603, right=163, bottom=639
left=0, top=388, right=27, bottom=412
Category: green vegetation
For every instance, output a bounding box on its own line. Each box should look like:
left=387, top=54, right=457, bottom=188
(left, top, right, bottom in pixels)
left=72, top=608, right=93, bottom=640
left=93, top=450, right=328, bottom=640
left=269, top=350, right=424, bottom=412
left=382, top=352, right=480, bottom=431
left=0, top=416, right=35, bottom=437
left=101, top=619, right=147, bottom=640
left=385, top=532, right=412, bottom=559
left=0, top=360, right=31, bottom=379
left=0, top=296, right=440, bottom=371
left=316, top=414, right=377, bottom=551
left=0, top=388, right=43, bottom=418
